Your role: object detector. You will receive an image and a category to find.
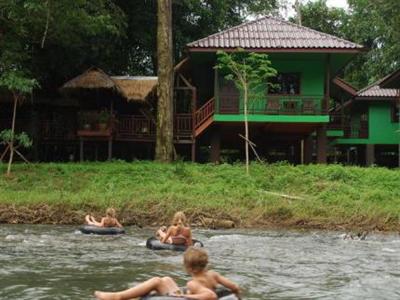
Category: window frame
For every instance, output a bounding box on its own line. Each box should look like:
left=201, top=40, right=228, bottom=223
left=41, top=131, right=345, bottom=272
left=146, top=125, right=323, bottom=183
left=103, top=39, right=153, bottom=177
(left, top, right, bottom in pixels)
left=267, top=72, right=302, bottom=96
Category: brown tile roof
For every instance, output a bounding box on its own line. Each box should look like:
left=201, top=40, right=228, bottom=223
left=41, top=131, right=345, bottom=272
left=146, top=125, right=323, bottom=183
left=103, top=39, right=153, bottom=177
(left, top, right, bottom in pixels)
left=357, top=78, right=399, bottom=98
left=187, top=16, right=364, bottom=51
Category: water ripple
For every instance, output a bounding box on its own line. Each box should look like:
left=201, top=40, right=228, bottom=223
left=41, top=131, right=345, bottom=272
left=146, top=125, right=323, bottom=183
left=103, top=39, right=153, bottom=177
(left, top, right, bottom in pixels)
left=1, top=225, right=400, bottom=299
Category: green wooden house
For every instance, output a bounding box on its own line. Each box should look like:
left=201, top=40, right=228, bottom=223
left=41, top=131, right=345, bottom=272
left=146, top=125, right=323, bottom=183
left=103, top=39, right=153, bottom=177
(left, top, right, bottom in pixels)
left=332, top=71, right=400, bottom=167
left=176, top=16, right=364, bottom=163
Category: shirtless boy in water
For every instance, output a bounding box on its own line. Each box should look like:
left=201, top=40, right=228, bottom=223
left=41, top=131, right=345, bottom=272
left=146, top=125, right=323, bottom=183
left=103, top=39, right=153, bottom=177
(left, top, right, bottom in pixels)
left=94, top=247, right=240, bottom=300
left=183, top=247, right=241, bottom=299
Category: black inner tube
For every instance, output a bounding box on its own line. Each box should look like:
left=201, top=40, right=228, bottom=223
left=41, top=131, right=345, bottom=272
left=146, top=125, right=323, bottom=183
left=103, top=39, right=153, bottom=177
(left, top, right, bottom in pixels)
left=146, top=237, right=204, bottom=251
left=79, top=225, right=125, bottom=235
left=140, top=287, right=238, bottom=300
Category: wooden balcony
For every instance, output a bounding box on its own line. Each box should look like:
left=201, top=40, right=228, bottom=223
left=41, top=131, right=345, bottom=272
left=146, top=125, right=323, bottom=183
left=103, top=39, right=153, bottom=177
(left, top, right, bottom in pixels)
left=327, top=113, right=369, bottom=139
left=217, top=95, right=327, bottom=115
left=116, top=114, right=193, bottom=142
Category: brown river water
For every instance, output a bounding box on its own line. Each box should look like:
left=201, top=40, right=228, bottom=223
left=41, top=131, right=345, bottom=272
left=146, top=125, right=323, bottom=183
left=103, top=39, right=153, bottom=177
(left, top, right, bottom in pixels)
left=1, top=225, right=400, bottom=299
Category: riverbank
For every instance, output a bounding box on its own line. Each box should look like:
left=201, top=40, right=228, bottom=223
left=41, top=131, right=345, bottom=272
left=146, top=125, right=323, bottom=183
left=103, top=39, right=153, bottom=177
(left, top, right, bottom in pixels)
left=0, top=162, right=399, bottom=231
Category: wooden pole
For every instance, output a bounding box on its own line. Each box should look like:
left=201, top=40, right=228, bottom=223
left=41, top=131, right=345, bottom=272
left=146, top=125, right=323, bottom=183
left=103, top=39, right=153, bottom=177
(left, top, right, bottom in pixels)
left=155, top=0, right=174, bottom=162
left=300, top=139, right=304, bottom=164
left=80, top=138, right=84, bottom=162
left=7, top=94, right=18, bottom=175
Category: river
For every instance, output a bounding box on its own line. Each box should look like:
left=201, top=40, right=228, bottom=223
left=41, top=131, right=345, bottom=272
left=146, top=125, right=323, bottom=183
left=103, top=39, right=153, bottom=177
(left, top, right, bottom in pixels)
left=1, top=225, right=399, bottom=299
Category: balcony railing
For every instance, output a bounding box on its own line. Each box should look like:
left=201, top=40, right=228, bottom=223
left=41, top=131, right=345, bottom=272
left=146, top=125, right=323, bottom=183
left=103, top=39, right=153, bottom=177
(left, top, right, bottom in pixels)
left=217, top=95, right=327, bottom=115
left=327, top=113, right=369, bottom=138
left=116, top=114, right=192, bottom=141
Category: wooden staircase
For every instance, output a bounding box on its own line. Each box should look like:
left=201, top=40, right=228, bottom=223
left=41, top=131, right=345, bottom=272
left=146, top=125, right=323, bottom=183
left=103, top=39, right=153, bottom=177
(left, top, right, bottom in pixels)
left=194, top=97, right=215, bottom=137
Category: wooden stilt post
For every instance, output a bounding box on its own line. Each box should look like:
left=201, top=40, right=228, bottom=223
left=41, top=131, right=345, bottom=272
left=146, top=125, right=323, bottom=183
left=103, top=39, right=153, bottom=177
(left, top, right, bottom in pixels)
left=317, top=126, right=327, bottom=164
left=300, top=139, right=304, bottom=164
left=80, top=138, right=84, bottom=162
left=210, top=126, right=220, bottom=163
left=191, top=140, right=196, bottom=162
left=304, top=135, right=313, bottom=164
left=108, top=138, right=112, bottom=161
left=366, top=144, right=375, bottom=166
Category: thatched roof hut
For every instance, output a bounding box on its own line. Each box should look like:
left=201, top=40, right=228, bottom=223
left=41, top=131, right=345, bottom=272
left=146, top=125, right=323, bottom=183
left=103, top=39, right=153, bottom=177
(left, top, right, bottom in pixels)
left=62, top=68, right=118, bottom=90
left=60, top=68, right=158, bottom=103
left=112, top=76, right=158, bottom=102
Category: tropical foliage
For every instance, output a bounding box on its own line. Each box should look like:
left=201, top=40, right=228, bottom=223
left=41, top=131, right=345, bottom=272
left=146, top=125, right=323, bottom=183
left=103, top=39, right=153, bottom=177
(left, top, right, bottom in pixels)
left=216, top=49, right=277, bottom=174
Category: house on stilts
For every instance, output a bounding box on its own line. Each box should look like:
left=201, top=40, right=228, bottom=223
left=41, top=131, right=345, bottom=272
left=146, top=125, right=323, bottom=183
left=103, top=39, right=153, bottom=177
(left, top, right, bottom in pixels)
left=1, top=16, right=399, bottom=166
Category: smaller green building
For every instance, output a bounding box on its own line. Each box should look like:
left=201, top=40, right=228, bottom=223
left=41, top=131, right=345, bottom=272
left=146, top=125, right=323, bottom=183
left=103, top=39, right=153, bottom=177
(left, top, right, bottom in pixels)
left=332, top=72, right=400, bottom=167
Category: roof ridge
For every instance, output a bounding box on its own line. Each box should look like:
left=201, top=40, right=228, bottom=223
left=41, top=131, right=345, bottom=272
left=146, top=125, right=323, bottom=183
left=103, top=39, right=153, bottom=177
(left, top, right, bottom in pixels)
left=358, top=75, right=391, bottom=94
left=187, top=15, right=364, bottom=50
left=187, top=16, right=270, bottom=47
left=268, top=16, right=363, bottom=48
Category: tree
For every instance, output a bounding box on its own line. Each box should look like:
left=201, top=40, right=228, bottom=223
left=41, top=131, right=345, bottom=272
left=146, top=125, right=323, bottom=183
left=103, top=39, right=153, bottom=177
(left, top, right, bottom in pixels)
left=0, top=0, right=126, bottom=91
left=155, top=0, right=174, bottom=162
left=344, top=0, right=400, bottom=87
left=0, top=71, right=38, bottom=176
left=216, top=49, right=277, bottom=174
left=294, top=0, right=400, bottom=88
left=294, top=0, right=349, bottom=38
left=112, top=0, right=280, bottom=75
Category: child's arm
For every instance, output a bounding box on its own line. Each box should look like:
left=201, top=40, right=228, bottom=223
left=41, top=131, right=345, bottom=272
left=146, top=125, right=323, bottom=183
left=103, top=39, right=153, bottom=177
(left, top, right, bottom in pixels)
left=187, top=229, right=193, bottom=246
left=212, top=271, right=241, bottom=294
left=161, top=226, right=173, bottom=243
left=115, top=219, right=123, bottom=228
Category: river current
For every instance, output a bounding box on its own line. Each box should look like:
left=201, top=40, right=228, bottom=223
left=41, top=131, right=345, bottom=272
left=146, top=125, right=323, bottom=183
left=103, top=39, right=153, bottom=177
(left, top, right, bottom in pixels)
left=1, top=225, right=399, bottom=299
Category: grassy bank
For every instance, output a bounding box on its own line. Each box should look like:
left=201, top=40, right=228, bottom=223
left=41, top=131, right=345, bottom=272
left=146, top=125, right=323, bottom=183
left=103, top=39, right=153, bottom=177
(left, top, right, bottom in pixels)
left=0, top=161, right=399, bottom=231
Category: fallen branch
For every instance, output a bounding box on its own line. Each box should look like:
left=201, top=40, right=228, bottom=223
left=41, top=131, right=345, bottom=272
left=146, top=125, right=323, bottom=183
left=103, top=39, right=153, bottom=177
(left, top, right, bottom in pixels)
left=238, top=134, right=262, bottom=163
left=259, top=190, right=305, bottom=200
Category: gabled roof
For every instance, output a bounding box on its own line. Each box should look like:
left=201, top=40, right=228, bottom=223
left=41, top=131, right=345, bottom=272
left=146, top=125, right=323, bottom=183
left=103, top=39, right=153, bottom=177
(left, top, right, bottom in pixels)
left=357, top=77, right=399, bottom=99
left=187, top=16, right=364, bottom=52
left=333, top=77, right=357, bottom=96
left=379, top=68, right=400, bottom=89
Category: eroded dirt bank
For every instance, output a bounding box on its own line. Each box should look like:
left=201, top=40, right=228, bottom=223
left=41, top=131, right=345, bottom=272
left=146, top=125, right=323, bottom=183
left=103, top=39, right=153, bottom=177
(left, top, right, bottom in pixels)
left=1, top=203, right=398, bottom=232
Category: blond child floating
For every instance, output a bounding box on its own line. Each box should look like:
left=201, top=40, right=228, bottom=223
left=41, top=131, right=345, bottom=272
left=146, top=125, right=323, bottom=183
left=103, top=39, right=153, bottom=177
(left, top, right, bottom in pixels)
left=85, top=208, right=122, bottom=228
left=156, top=211, right=192, bottom=246
left=94, top=247, right=240, bottom=300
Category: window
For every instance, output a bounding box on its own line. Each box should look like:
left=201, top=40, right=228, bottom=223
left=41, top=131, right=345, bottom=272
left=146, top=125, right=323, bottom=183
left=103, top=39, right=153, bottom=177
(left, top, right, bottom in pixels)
left=391, top=105, right=399, bottom=123
left=269, top=73, right=301, bottom=95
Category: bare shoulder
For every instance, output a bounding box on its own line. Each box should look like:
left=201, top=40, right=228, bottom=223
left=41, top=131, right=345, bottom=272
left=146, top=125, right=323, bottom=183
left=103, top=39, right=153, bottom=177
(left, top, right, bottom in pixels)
left=207, top=270, right=221, bottom=281
left=208, top=270, right=219, bottom=277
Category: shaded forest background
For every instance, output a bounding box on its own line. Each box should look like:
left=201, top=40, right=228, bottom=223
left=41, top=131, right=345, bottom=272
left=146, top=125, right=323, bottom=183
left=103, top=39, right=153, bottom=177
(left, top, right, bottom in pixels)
left=1, top=0, right=399, bottom=96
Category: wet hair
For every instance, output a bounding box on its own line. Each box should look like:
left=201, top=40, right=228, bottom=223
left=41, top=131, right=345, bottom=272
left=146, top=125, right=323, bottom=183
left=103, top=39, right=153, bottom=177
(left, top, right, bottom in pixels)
left=106, top=208, right=116, bottom=218
left=172, top=211, right=187, bottom=227
left=183, top=247, right=208, bottom=274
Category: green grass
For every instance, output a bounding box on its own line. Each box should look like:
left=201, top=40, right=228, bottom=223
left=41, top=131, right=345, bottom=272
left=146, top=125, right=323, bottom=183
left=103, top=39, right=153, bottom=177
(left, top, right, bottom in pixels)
left=0, top=161, right=399, bottom=230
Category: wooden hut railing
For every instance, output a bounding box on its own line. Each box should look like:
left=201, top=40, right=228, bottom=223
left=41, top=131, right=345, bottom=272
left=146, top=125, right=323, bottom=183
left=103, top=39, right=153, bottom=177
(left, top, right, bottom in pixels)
left=194, top=97, right=215, bottom=129
left=175, top=113, right=192, bottom=137
left=326, top=113, right=369, bottom=138
left=117, top=115, right=156, bottom=140
left=117, top=114, right=193, bottom=140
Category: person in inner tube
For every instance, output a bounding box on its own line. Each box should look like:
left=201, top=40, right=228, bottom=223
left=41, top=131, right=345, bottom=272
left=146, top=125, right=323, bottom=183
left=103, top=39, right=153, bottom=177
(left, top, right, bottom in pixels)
left=94, top=247, right=240, bottom=300
left=156, top=211, right=193, bottom=246
left=85, top=208, right=122, bottom=228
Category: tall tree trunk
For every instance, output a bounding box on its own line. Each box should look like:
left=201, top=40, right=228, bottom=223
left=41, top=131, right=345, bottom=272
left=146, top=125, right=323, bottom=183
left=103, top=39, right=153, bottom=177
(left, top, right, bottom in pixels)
left=244, top=85, right=249, bottom=175
left=155, top=0, right=174, bottom=162
left=7, top=94, right=18, bottom=176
